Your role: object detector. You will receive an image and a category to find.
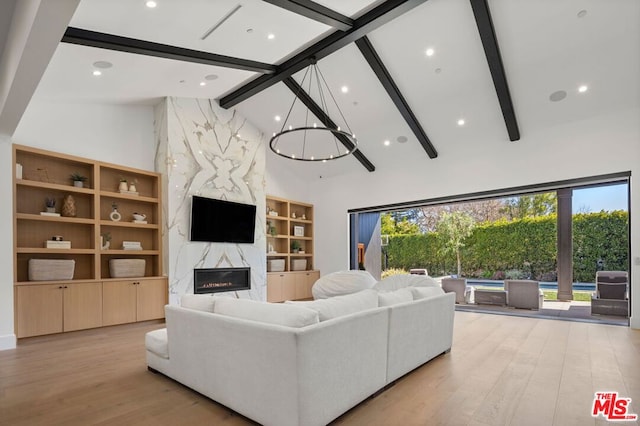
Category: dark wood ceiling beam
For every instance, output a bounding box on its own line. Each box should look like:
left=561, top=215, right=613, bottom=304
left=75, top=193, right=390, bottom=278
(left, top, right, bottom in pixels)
left=469, top=0, right=520, bottom=141
left=262, top=0, right=353, bottom=31
left=219, top=0, right=429, bottom=109
left=62, top=27, right=276, bottom=74
left=355, top=36, right=437, bottom=159
left=283, top=77, right=376, bottom=172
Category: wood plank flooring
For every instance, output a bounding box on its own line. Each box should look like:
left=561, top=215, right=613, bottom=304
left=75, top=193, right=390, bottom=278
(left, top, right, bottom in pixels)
left=1, top=313, right=640, bottom=425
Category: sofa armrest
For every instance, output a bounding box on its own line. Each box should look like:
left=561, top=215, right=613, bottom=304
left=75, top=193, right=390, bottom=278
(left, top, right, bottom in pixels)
left=386, top=292, right=455, bottom=382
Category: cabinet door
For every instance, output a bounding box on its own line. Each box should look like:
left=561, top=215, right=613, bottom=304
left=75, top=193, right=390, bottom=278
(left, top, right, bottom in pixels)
left=281, top=274, right=297, bottom=301
left=295, top=271, right=319, bottom=300
left=64, top=282, right=103, bottom=332
left=103, top=280, right=137, bottom=326
left=136, top=278, right=167, bottom=321
left=16, top=285, right=63, bottom=338
left=267, top=274, right=284, bottom=302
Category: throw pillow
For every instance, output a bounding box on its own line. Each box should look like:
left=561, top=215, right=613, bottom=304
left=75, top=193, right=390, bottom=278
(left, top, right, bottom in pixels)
left=311, top=270, right=377, bottom=299
left=411, top=286, right=444, bottom=300
left=378, top=287, right=414, bottom=306
left=374, top=274, right=440, bottom=292
left=288, top=288, right=379, bottom=321
left=214, top=298, right=319, bottom=328
left=180, top=294, right=216, bottom=312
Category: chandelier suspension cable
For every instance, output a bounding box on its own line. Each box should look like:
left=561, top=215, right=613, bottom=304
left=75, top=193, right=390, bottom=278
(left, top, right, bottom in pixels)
left=269, top=57, right=358, bottom=162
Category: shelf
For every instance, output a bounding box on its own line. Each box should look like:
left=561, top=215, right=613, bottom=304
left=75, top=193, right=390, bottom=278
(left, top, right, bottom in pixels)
left=291, top=253, right=313, bottom=257
left=266, top=215, right=288, bottom=221
left=17, top=248, right=95, bottom=254
left=101, top=190, right=158, bottom=203
left=291, top=236, right=312, bottom=241
left=101, top=249, right=160, bottom=255
left=16, top=213, right=95, bottom=224
left=15, top=278, right=99, bottom=286
left=267, top=252, right=289, bottom=256
left=267, top=234, right=288, bottom=239
left=290, top=218, right=312, bottom=224
left=100, top=220, right=159, bottom=229
left=16, top=179, right=95, bottom=194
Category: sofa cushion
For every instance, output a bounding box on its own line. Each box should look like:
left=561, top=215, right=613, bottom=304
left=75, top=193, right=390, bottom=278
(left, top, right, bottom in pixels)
left=145, top=328, right=169, bottom=359
left=181, top=294, right=216, bottom=312
left=312, top=270, right=377, bottom=299
left=214, top=298, right=319, bottom=328
left=288, top=289, right=379, bottom=321
left=374, top=274, right=440, bottom=292
left=378, top=288, right=414, bottom=306
left=411, top=286, right=444, bottom=300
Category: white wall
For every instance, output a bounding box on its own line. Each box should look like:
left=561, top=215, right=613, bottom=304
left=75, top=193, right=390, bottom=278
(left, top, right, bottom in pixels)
left=0, top=136, right=14, bottom=349
left=265, top=152, right=311, bottom=203
left=310, top=107, right=640, bottom=326
left=0, top=100, right=156, bottom=349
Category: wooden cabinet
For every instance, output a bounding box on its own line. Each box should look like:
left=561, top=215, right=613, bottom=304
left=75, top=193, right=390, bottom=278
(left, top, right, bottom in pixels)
left=15, top=282, right=102, bottom=338
left=13, top=144, right=166, bottom=337
left=103, top=278, right=167, bottom=326
left=266, top=196, right=314, bottom=272
left=267, top=270, right=320, bottom=303
left=265, top=196, right=319, bottom=302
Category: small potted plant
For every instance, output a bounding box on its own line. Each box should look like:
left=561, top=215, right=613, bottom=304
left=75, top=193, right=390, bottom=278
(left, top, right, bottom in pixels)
left=290, top=240, right=301, bottom=254
left=45, top=197, right=56, bottom=213
left=70, top=172, right=88, bottom=188
left=268, top=221, right=277, bottom=237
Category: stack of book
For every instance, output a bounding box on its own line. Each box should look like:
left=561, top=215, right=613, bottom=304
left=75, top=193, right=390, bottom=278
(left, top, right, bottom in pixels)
left=45, top=240, right=71, bottom=249
left=122, top=241, right=143, bottom=250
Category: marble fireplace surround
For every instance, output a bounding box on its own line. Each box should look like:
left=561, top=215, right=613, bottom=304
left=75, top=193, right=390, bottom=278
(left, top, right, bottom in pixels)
left=155, top=97, right=267, bottom=305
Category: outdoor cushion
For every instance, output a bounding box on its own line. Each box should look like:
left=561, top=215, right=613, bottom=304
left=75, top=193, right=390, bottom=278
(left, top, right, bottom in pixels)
left=214, top=298, right=319, bottom=328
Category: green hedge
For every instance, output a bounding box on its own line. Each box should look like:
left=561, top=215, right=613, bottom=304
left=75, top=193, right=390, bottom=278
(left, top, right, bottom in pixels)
left=384, top=211, right=628, bottom=282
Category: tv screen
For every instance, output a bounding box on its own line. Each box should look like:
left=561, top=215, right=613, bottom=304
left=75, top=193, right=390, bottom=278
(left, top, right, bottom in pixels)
left=190, top=196, right=256, bottom=243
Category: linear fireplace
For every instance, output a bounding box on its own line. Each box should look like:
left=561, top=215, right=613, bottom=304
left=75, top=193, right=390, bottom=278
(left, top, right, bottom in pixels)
left=194, top=267, right=251, bottom=294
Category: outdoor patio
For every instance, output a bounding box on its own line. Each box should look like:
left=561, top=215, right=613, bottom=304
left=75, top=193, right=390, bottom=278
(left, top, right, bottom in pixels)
left=454, top=299, right=628, bottom=326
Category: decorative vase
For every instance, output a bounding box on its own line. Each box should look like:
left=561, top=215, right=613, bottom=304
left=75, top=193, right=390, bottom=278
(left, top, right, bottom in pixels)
left=61, top=195, right=77, bottom=217
left=119, top=181, right=128, bottom=191
left=128, top=183, right=137, bottom=192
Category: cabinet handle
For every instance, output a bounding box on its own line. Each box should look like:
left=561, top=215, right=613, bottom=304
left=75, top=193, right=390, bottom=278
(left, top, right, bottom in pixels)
left=64, top=285, right=68, bottom=288
left=59, top=286, right=64, bottom=289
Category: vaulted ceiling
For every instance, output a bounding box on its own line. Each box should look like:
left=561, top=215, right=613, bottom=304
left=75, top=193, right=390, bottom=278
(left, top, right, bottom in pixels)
left=10, top=0, right=640, bottom=180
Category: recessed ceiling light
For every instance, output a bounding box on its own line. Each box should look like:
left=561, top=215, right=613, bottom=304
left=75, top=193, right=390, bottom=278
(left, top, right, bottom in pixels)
left=205, top=74, right=218, bottom=81
left=146, top=1, right=157, bottom=8
left=199, top=82, right=206, bottom=86
left=549, top=90, right=567, bottom=102
left=425, top=48, right=435, bottom=57
left=578, top=85, right=588, bottom=93
left=93, top=61, right=112, bottom=69
left=396, top=136, right=408, bottom=143
left=384, top=140, right=390, bottom=146
left=457, top=119, right=465, bottom=126
left=341, top=86, right=348, bottom=94
left=267, top=33, right=275, bottom=40
left=92, top=70, right=102, bottom=76
left=246, top=28, right=253, bottom=33
left=274, top=115, right=281, bottom=122
left=577, top=9, right=587, bottom=18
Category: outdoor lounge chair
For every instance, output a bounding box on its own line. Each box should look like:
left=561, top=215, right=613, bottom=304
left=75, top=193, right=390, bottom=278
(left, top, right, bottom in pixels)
left=441, top=277, right=473, bottom=304
left=591, top=271, right=628, bottom=317
left=504, top=279, right=543, bottom=310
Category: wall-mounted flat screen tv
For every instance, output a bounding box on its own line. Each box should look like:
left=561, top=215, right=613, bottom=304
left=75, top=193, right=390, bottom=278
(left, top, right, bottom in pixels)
left=190, top=195, right=256, bottom=243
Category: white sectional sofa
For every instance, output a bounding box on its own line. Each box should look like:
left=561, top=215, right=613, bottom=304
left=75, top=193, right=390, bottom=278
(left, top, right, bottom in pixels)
left=146, top=280, right=455, bottom=426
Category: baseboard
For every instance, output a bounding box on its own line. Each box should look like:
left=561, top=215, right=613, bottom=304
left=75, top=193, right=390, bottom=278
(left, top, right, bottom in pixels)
left=0, top=333, right=17, bottom=351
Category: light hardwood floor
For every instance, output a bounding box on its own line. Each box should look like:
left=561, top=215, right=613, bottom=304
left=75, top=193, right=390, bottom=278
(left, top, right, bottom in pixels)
left=2, top=313, right=640, bottom=425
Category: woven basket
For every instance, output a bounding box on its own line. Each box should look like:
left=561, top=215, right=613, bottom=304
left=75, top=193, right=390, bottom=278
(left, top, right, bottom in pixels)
left=28, top=259, right=75, bottom=281
left=109, top=259, right=146, bottom=278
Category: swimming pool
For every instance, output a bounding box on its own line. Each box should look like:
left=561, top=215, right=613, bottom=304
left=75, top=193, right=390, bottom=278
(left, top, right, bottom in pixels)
left=465, top=279, right=596, bottom=292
